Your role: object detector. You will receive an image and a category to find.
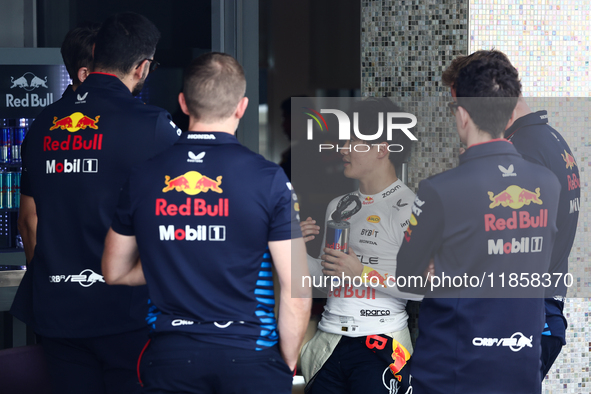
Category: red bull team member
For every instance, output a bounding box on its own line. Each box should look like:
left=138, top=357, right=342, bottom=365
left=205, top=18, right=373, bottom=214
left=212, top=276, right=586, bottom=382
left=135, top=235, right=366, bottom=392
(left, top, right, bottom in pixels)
left=442, top=49, right=581, bottom=379
left=102, top=52, right=311, bottom=394
left=11, top=21, right=101, bottom=328
left=12, top=13, right=181, bottom=394
left=60, top=21, right=101, bottom=97
left=396, top=57, right=560, bottom=393
left=299, top=98, right=422, bottom=394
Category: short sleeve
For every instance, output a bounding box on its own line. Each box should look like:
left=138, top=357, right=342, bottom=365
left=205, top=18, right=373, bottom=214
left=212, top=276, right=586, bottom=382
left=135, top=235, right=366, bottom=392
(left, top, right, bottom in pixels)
left=268, top=168, right=302, bottom=241
left=110, top=176, right=135, bottom=236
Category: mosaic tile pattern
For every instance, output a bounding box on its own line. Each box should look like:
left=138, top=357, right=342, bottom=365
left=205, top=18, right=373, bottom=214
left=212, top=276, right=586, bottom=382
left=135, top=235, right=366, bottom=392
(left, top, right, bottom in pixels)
left=361, top=1, right=590, bottom=392
left=361, top=0, right=468, bottom=192
left=470, top=1, right=590, bottom=390
left=470, top=1, right=590, bottom=98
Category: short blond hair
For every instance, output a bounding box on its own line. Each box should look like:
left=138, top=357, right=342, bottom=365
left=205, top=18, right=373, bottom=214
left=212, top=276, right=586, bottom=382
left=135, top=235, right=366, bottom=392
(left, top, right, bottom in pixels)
left=183, top=52, right=246, bottom=122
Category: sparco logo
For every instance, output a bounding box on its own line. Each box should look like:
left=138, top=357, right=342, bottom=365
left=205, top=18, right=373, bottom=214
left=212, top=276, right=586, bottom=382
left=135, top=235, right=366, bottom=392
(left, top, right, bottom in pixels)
left=360, top=310, right=390, bottom=316
left=49, top=269, right=105, bottom=287
left=472, top=332, right=533, bottom=352
left=10, top=72, right=48, bottom=91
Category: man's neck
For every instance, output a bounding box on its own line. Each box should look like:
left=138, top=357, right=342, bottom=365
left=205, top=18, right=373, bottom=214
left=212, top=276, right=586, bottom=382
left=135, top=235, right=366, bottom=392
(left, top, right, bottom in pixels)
left=92, top=69, right=134, bottom=93
left=187, top=118, right=238, bottom=135
left=358, top=165, right=398, bottom=195
left=514, top=98, right=532, bottom=119
left=465, top=130, right=494, bottom=148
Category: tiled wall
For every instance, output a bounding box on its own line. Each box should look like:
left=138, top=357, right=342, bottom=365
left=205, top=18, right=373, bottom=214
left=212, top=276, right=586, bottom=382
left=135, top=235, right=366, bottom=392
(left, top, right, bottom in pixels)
left=361, top=1, right=590, bottom=392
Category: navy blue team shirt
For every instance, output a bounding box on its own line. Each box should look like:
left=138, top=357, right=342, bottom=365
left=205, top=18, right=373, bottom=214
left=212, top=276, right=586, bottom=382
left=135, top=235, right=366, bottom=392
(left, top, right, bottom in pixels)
left=111, top=131, right=301, bottom=351
left=505, top=110, right=580, bottom=344
left=396, top=140, right=560, bottom=393
left=11, top=73, right=181, bottom=338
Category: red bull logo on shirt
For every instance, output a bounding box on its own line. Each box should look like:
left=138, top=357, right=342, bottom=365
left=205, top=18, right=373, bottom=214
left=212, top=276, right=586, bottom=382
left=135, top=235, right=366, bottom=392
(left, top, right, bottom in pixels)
left=388, top=340, right=411, bottom=382
left=561, top=150, right=577, bottom=170
left=488, top=185, right=542, bottom=209
left=162, top=171, right=223, bottom=195
left=363, top=196, right=374, bottom=205
left=49, top=112, right=100, bottom=132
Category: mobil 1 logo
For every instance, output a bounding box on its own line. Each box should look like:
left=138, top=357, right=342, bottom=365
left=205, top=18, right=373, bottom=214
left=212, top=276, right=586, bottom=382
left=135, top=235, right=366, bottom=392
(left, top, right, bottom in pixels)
left=46, top=158, right=99, bottom=173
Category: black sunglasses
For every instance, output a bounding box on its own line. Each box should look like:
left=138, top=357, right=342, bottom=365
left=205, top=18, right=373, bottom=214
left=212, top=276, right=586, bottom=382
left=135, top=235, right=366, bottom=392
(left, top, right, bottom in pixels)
left=137, top=58, right=160, bottom=74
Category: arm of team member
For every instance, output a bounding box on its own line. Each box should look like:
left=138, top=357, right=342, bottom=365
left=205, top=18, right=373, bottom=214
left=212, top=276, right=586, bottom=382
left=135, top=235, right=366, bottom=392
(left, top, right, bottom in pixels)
left=101, top=228, right=146, bottom=286
left=300, top=216, right=325, bottom=282
left=270, top=238, right=312, bottom=371
left=18, top=195, right=37, bottom=264
left=300, top=217, right=320, bottom=243
left=18, top=134, right=37, bottom=265
left=396, top=180, right=445, bottom=294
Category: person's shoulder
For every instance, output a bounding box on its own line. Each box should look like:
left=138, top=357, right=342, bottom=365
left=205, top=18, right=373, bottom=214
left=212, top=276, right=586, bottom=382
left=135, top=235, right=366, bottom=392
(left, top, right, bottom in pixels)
left=396, top=182, right=416, bottom=200
left=517, top=156, right=559, bottom=182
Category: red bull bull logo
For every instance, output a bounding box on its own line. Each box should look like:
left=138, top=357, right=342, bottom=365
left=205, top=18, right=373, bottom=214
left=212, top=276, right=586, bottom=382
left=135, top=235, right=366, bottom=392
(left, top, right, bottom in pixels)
left=49, top=112, right=100, bottom=132
left=162, top=171, right=223, bottom=195
left=363, top=196, right=374, bottom=205
left=488, top=185, right=542, bottom=209
left=403, top=214, right=417, bottom=242
left=388, top=341, right=411, bottom=382
left=403, top=228, right=412, bottom=242
left=561, top=150, right=577, bottom=170
left=365, top=268, right=387, bottom=286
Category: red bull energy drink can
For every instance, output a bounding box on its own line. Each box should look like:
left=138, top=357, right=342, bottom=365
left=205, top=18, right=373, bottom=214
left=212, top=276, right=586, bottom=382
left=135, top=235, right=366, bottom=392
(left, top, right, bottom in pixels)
left=12, top=173, right=20, bottom=209
left=5, top=172, right=13, bottom=209
left=0, top=125, right=10, bottom=164
left=12, top=127, right=25, bottom=164
left=0, top=173, right=4, bottom=209
left=325, top=220, right=351, bottom=254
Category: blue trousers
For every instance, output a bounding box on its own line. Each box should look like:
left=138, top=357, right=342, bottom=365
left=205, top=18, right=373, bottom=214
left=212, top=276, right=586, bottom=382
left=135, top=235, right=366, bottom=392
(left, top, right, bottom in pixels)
left=541, top=335, right=563, bottom=379
left=139, top=333, right=293, bottom=394
left=41, top=327, right=149, bottom=394
left=307, top=336, right=410, bottom=394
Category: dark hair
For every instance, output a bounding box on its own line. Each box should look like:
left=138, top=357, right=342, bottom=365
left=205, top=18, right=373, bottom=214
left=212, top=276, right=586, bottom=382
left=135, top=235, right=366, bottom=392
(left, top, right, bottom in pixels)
left=61, top=21, right=101, bottom=85
left=348, top=97, right=414, bottom=166
left=183, top=52, right=246, bottom=122
left=442, top=49, right=513, bottom=88
left=93, top=13, right=160, bottom=75
left=455, top=57, right=521, bottom=138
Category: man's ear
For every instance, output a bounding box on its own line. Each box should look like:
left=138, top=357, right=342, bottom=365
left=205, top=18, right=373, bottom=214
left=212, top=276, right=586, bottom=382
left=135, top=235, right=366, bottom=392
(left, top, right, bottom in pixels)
left=235, top=97, right=249, bottom=119
left=178, top=92, right=190, bottom=116
left=77, top=67, right=90, bottom=84
left=505, top=106, right=519, bottom=131
left=376, top=142, right=389, bottom=159
left=456, top=105, right=471, bottom=130
left=133, top=59, right=148, bottom=81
